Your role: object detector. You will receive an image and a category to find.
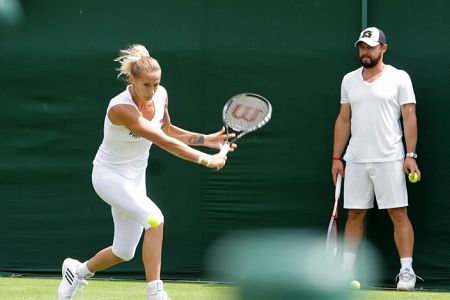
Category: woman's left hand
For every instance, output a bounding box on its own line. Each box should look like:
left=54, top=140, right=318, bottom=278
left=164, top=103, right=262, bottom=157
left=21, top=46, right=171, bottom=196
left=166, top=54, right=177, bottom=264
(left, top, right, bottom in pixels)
left=205, top=127, right=237, bottom=151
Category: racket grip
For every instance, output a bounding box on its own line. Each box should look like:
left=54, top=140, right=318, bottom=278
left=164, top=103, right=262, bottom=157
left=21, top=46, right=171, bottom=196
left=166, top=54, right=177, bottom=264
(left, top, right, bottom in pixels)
left=219, top=143, right=230, bottom=156
left=335, top=173, right=342, bottom=198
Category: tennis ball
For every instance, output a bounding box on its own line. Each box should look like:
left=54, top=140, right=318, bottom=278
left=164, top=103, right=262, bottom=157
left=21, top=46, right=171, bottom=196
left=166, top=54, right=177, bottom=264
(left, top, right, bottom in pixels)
left=408, top=172, right=419, bottom=183
left=147, top=216, right=161, bottom=228
left=350, top=280, right=361, bottom=290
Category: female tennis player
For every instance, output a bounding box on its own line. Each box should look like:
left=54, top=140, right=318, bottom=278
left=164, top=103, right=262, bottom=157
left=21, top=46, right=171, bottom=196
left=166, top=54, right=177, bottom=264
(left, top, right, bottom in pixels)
left=58, top=44, right=234, bottom=300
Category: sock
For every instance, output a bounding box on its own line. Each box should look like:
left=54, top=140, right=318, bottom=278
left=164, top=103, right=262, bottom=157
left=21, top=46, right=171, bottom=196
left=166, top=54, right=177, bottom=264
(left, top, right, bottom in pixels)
left=342, top=251, right=357, bottom=273
left=76, top=262, right=95, bottom=279
left=400, top=257, right=413, bottom=271
left=147, top=280, right=164, bottom=296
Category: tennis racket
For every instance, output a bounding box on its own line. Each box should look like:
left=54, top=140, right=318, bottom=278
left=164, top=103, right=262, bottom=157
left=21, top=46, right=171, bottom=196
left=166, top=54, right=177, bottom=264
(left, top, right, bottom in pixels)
left=218, top=93, right=272, bottom=155
left=326, top=173, right=342, bottom=258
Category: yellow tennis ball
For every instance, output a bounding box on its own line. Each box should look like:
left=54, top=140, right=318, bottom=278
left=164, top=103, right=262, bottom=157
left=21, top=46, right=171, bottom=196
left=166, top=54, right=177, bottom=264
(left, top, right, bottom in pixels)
left=408, top=172, right=419, bottom=183
left=350, top=280, right=361, bottom=290
left=147, top=216, right=161, bottom=227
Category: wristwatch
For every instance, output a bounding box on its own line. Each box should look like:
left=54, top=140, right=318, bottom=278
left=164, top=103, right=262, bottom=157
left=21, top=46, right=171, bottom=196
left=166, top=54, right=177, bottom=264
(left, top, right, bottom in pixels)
left=406, top=152, right=418, bottom=158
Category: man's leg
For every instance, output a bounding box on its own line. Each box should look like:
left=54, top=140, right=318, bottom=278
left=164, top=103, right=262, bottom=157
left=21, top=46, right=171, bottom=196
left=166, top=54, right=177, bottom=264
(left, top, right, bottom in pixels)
left=342, top=209, right=367, bottom=277
left=388, top=207, right=417, bottom=290
left=344, top=209, right=368, bottom=252
left=387, top=207, right=414, bottom=258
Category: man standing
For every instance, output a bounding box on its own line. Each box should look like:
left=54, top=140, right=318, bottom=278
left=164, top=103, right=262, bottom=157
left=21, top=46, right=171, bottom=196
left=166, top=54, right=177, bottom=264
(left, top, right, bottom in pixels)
left=331, top=27, right=420, bottom=291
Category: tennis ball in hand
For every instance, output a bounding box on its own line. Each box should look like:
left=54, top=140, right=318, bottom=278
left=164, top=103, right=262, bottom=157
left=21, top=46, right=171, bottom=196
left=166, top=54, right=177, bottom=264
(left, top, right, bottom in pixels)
left=408, top=172, right=419, bottom=183
left=350, top=280, right=361, bottom=290
left=147, top=216, right=161, bottom=227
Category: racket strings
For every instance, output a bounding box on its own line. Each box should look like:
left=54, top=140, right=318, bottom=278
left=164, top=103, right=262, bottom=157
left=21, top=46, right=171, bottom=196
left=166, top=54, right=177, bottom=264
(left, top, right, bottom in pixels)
left=327, top=223, right=338, bottom=257
left=223, top=95, right=271, bottom=132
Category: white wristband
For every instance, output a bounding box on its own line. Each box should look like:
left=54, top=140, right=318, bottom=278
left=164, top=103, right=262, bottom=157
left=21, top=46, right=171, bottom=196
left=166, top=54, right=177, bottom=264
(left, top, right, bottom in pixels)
left=197, top=154, right=212, bottom=167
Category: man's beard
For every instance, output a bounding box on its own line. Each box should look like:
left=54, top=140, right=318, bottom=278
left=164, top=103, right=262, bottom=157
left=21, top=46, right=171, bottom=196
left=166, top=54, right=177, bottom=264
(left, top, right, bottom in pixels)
left=359, top=54, right=381, bottom=68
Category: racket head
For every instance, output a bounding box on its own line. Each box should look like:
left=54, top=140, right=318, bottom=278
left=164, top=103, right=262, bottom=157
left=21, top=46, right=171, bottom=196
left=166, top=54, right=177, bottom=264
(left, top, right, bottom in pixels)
left=326, top=216, right=338, bottom=257
left=222, top=93, right=272, bottom=142
left=326, top=174, right=343, bottom=258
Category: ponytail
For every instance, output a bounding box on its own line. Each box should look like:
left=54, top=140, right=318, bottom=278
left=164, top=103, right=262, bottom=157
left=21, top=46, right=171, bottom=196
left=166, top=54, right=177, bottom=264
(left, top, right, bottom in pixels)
left=114, top=44, right=160, bottom=79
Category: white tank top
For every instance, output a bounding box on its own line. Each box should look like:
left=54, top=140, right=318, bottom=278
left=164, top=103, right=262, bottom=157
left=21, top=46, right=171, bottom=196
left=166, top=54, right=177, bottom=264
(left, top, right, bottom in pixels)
left=93, top=85, right=167, bottom=178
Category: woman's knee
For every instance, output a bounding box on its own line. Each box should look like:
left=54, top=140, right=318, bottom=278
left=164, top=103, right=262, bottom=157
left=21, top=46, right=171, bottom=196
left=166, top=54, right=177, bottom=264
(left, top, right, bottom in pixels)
left=112, top=247, right=136, bottom=262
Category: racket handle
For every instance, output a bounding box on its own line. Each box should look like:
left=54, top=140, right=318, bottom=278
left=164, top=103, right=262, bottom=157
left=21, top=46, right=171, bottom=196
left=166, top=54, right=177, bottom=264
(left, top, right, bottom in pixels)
left=219, top=143, right=230, bottom=156
left=335, top=173, right=342, bottom=199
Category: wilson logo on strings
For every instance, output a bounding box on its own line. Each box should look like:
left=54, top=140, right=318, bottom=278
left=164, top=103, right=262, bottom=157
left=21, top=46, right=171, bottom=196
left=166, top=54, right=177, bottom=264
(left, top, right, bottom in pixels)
left=231, top=104, right=263, bottom=122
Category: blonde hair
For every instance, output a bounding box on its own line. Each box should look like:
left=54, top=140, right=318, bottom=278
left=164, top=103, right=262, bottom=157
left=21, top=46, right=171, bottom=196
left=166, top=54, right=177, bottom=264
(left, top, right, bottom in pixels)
left=114, top=44, right=160, bottom=79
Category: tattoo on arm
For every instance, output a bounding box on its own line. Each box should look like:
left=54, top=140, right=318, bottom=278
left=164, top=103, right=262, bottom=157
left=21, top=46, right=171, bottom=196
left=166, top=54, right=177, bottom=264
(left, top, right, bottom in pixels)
left=161, top=108, right=172, bottom=131
left=188, top=135, right=205, bottom=145
left=161, top=114, right=168, bottom=130
left=161, top=98, right=170, bottom=130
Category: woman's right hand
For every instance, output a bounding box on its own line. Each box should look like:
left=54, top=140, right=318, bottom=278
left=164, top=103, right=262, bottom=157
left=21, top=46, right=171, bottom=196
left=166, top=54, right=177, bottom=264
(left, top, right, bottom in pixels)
left=207, top=153, right=227, bottom=170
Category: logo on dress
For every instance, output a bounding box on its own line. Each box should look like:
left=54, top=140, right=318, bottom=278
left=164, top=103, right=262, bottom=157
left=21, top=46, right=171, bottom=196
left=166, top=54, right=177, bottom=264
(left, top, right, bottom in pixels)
left=129, top=131, right=141, bottom=139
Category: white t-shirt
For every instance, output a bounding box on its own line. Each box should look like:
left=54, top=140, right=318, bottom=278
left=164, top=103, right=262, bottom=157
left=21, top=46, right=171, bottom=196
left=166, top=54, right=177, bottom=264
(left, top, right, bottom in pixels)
left=341, top=65, right=416, bottom=163
left=93, top=85, right=167, bottom=179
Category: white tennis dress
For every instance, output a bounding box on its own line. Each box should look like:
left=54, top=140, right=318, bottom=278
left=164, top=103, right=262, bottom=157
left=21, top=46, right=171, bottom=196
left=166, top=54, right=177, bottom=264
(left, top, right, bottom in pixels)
left=91, top=85, right=167, bottom=260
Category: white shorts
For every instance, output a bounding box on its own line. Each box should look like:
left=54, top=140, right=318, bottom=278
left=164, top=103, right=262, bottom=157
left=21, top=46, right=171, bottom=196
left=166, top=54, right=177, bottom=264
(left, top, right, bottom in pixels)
left=92, top=166, right=164, bottom=260
left=344, top=160, right=408, bottom=209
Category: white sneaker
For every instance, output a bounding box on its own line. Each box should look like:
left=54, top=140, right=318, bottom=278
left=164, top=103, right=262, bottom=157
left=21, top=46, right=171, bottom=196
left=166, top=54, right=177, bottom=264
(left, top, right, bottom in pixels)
left=58, top=258, right=88, bottom=300
left=396, top=267, right=422, bottom=291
